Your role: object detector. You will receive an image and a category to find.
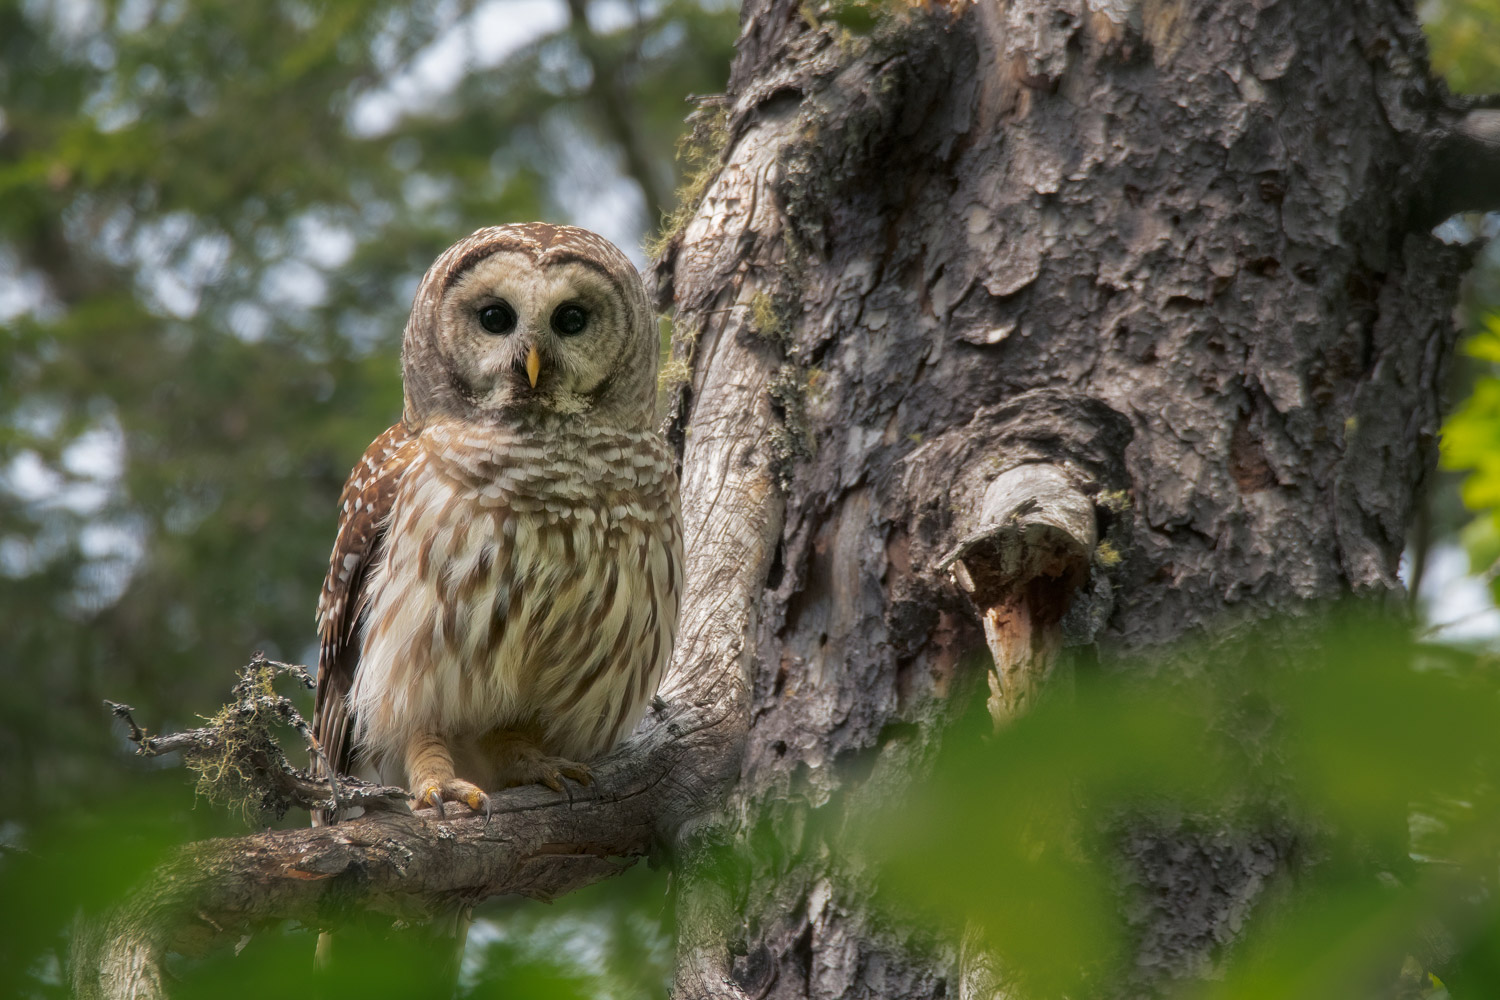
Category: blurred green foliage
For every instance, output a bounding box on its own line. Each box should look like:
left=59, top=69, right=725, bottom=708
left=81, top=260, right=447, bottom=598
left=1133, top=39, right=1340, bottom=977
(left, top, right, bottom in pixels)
left=0, top=0, right=731, bottom=994
left=870, top=616, right=1500, bottom=998
left=1422, top=1, right=1500, bottom=611
left=1441, top=310, right=1500, bottom=602
left=1423, top=0, right=1500, bottom=94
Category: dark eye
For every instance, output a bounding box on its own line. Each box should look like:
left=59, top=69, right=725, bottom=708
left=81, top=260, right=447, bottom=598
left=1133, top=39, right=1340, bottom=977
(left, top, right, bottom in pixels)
left=552, top=303, right=588, bottom=336
left=478, top=302, right=517, bottom=335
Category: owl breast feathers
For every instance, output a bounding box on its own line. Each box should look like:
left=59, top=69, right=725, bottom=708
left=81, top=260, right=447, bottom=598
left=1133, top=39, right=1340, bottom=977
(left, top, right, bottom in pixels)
left=312, top=223, right=682, bottom=820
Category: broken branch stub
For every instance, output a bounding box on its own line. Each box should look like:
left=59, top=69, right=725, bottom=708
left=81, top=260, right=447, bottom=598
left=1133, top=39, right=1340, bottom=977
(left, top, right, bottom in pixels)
left=940, top=463, right=1097, bottom=725
left=898, top=390, right=1130, bottom=726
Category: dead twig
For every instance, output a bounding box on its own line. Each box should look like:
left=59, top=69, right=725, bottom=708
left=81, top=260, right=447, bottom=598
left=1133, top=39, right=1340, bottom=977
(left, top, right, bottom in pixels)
left=105, top=653, right=407, bottom=822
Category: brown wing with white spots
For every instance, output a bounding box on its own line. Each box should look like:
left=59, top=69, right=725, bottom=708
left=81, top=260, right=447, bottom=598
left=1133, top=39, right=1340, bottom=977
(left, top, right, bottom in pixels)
left=311, top=422, right=416, bottom=823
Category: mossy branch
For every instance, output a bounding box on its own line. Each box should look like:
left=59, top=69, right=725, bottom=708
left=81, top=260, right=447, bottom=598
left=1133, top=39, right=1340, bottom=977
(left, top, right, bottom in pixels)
left=645, top=96, right=731, bottom=260
left=105, top=653, right=407, bottom=822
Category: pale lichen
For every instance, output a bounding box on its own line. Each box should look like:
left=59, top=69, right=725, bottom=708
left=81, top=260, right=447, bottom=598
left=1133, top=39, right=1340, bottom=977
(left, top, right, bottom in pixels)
left=768, top=363, right=816, bottom=489
left=185, top=660, right=288, bottom=819
left=645, top=100, right=731, bottom=260
left=1096, top=488, right=1133, bottom=513
left=658, top=357, right=693, bottom=393
left=107, top=654, right=406, bottom=823
left=750, top=290, right=793, bottom=347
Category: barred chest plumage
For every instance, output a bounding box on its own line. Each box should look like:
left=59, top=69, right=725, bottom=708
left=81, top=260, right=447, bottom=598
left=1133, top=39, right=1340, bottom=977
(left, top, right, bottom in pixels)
left=347, top=416, right=682, bottom=783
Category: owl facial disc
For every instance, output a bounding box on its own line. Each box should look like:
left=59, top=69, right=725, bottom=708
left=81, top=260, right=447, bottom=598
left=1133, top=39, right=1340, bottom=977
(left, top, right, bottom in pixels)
left=401, top=224, right=657, bottom=430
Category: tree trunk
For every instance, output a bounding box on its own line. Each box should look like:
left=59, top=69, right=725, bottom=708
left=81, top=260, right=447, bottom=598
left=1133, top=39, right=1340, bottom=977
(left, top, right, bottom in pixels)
left=651, top=0, right=1493, bottom=995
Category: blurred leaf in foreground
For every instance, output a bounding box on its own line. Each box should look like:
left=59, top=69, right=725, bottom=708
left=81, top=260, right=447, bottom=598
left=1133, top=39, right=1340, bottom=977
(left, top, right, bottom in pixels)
left=865, top=613, right=1500, bottom=997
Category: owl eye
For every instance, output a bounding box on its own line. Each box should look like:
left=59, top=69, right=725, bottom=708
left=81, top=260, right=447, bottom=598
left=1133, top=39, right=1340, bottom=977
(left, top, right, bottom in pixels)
left=478, top=302, right=517, bottom=335
left=552, top=303, right=588, bottom=336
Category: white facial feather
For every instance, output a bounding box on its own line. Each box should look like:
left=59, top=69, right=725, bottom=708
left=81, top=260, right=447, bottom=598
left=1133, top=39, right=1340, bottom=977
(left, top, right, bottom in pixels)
left=437, top=253, right=629, bottom=414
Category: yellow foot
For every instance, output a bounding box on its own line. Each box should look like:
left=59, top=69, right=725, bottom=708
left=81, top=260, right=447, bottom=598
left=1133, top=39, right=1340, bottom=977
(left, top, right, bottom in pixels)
left=480, top=728, right=594, bottom=794
left=412, top=777, right=490, bottom=819
left=493, top=743, right=592, bottom=793
left=507, top=755, right=591, bottom=794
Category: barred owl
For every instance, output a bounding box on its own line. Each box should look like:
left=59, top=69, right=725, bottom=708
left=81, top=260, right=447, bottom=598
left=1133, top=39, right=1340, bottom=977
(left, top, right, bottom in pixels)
left=311, top=223, right=682, bottom=820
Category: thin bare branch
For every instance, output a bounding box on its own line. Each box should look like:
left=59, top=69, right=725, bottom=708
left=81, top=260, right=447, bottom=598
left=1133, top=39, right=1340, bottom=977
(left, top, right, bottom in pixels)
left=105, top=655, right=406, bottom=820
left=1414, top=109, right=1500, bottom=228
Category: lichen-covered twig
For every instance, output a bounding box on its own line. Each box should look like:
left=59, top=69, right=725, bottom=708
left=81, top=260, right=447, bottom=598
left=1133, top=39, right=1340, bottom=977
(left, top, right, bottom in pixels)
left=105, top=653, right=407, bottom=821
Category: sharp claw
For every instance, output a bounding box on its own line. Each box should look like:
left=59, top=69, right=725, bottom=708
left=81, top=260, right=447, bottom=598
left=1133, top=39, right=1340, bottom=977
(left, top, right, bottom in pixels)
left=483, top=795, right=494, bottom=829
left=557, top=762, right=592, bottom=785
left=542, top=772, right=564, bottom=793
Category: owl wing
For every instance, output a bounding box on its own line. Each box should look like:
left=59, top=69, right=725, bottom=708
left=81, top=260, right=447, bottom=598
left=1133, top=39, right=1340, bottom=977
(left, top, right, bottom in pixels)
left=312, top=422, right=417, bottom=823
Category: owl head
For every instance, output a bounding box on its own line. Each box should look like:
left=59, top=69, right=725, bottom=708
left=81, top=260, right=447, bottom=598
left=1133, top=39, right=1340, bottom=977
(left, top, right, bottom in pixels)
left=400, top=224, right=657, bottom=430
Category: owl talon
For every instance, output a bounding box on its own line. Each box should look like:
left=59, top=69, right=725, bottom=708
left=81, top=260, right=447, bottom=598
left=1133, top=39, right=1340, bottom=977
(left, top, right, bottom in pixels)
left=416, top=784, right=445, bottom=816
left=520, top=757, right=591, bottom=794
left=412, top=778, right=488, bottom=818
left=484, top=732, right=595, bottom=794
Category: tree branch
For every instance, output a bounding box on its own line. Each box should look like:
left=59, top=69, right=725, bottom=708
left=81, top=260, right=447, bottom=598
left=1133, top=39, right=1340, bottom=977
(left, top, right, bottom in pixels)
left=105, top=655, right=407, bottom=820
left=74, top=698, right=734, bottom=1000
left=1413, top=109, right=1500, bottom=228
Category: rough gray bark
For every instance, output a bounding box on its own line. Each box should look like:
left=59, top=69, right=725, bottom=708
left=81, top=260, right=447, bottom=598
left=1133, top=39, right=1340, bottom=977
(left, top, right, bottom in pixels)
left=76, top=0, right=1500, bottom=996
left=651, top=0, right=1491, bottom=996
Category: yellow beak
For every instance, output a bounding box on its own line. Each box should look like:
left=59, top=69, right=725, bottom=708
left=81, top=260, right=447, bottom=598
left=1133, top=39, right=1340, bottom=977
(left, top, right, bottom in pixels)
left=525, top=345, right=541, bottom=388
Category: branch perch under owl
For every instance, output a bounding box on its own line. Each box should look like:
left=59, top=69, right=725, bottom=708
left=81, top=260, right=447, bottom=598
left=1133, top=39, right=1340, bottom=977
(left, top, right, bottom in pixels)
left=74, top=692, right=743, bottom=1000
